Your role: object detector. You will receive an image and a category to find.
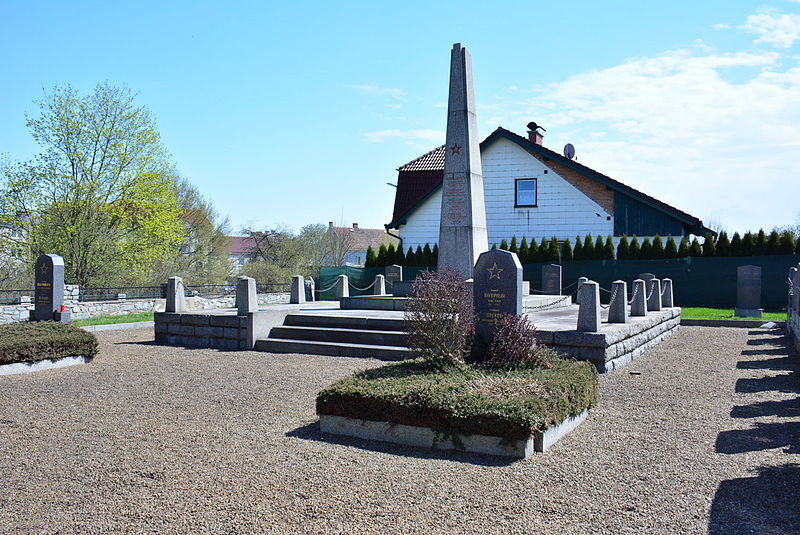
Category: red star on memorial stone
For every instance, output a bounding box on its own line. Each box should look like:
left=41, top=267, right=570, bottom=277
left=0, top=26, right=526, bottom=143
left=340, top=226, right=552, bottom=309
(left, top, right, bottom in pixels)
left=450, top=144, right=461, bottom=155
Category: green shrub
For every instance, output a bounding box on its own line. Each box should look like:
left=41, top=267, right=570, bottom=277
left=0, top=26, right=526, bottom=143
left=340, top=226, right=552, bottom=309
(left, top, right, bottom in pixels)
left=779, top=231, right=796, bottom=255
left=415, top=245, right=424, bottom=266
left=715, top=231, right=730, bottom=256
left=528, top=239, right=539, bottom=262
left=519, top=237, right=529, bottom=261
left=755, top=229, right=767, bottom=255
left=561, top=238, right=573, bottom=261
left=316, top=356, right=598, bottom=439
left=509, top=236, right=518, bottom=253
left=678, top=237, right=690, bottom=257
left=616, top=235, right=629, bottom=260
left=377, top=244, right=388, bottom=266
left=548, top=236, right=561, bottom=262
left=730, top=232, right=743, bottom=256
left=593, top=235, right=604, bottom=260
left=539, top=238, right=548, bottom=260
left=499, top=239, right=509, bottom=251
left=573, top=235, right=584, bottom=260
left=702, top=232, right=716, bottom=257
left=640, top=237, right=653, bottom=259
left=628, top=236, right=641, bottom=259
left=651, top=235, right=665, bottom=259
left=603, top=236, right=615, bottom=260
left=766, top=230, right=781, bottom=255
left=486, top=314, right=545, bottom=365
left=0, top=322, right=98, bottom=365
left=665, top=236, right=678, bottom=258
left=742, top=232, right=756, bottom=256
left=365, top=246, right=376, bottom=267
left=689, top=237, right=703, bottom=257
left=432, top=244, right=439, bottom=264
left=583, top=234, right=595, bottom=260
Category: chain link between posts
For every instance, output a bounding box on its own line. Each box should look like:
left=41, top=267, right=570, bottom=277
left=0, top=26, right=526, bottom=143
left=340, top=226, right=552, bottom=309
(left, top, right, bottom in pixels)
left=314, top=281, right=339, bottom=293
left=628, top=284, right=639, bottom=305
left=599, top=285, right=619, bottom=310
left=348, top=279, right=377, bottom=292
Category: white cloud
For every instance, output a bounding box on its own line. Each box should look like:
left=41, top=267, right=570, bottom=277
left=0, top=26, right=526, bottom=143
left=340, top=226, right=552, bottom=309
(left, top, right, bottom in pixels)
left=347, top=84, right=405, bottom=100
left=363, top=129, right=444, bottom=144
left=492, top=46, right=800, bottom=232
left=713, top=23, right=731, bottom=30
left=742, top=9, right=800, bottom=48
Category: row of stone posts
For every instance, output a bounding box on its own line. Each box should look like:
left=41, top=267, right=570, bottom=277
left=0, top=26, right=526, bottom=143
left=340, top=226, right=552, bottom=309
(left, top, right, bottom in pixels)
left=576, top=276, right=674, bottom=333
left=165, top=275, right=260, bottom=316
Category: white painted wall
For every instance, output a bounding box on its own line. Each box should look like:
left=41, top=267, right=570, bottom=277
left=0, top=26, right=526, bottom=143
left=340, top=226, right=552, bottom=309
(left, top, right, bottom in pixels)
left=398, top=138, right=614, bottom=250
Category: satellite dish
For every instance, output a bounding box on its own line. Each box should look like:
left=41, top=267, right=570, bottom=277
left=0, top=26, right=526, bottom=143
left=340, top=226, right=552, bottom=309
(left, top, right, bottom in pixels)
left=563, top=143, right=575, bottom=160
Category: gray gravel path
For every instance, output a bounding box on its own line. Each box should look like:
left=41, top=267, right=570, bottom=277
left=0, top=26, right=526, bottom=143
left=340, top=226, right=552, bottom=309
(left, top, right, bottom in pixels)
left=0, top=326, right=797, bottom=534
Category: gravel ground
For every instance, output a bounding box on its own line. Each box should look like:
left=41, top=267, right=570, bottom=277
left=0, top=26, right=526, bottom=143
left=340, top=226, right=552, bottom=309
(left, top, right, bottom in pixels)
left=0, top=326, right=798, bottom=534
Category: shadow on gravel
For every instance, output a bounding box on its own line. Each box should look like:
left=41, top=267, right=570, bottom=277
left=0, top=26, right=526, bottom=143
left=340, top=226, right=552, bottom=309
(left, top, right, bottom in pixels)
left=114, top=340, right=243, bottom=352
left=731, top=398, right=800, bottom=419
left=716, top=421, right=800, bottom=454
left=286, top=422, right=516, bottom=467
left=736, top=374, right=796, bottom=394
left=708, top=463, right=800, bottom=535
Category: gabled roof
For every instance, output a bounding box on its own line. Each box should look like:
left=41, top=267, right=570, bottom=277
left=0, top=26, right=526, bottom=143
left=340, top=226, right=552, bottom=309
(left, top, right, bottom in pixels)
left=228, top=236, right=258, bottom=256
left=329, top=225, right=399, bottom=252
left=387, top=127, right=709, bottom=234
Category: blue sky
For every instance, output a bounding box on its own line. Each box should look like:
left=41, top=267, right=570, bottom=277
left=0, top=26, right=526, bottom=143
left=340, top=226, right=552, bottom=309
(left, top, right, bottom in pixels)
left=1, top=1, right=799, bottom=235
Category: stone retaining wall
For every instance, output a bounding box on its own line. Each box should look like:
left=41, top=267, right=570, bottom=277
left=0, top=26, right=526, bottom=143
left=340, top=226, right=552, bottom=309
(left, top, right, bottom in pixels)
left=0, top=284, right=289, bottom=325
left=154, top=313, right=249, bottom=350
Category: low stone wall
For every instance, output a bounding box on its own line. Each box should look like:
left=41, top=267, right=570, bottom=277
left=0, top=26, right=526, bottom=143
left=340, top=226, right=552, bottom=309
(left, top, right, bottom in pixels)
left=155, top=312, right=249, bottom=350
left=538, top=308, right=682, bottom=373
left=0, top=283, right=289, bottom=325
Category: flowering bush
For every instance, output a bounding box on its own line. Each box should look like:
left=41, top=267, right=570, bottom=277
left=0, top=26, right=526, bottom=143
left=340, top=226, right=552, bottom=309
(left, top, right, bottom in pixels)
left=486, top=313, right=545, bottom=365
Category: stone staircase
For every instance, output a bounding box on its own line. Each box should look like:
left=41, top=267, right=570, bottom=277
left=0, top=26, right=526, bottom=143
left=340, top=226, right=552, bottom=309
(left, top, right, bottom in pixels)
left=254, top=313, right=412, bottom=360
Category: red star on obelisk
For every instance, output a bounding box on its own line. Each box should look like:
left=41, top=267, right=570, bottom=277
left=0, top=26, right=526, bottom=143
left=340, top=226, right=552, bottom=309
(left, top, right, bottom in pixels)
left=450, top=144, right=461, bottom=155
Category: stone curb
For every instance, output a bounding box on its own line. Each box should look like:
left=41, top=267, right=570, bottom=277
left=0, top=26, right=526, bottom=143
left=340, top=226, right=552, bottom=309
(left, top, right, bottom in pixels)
left=680, top=319, right=785, bottom=328
left=0, top=355, right=92, bottom=376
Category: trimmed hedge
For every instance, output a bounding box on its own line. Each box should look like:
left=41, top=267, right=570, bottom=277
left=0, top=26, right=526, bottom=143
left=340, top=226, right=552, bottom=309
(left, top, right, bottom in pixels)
left=0, top=322, right=98, bottom=365
left=317, top=353, right=598, bottom=439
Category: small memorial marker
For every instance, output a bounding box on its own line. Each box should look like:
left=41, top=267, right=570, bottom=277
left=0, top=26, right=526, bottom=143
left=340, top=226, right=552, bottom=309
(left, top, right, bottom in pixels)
left=473, top=249, right=522, bottom=339
left=385, top=265, right=403, bottom=287
left=33, top=254, right=66, bottom=322
left=735, top=265, right=762, bottom=318
left=542, top=264, right=562, bottom=295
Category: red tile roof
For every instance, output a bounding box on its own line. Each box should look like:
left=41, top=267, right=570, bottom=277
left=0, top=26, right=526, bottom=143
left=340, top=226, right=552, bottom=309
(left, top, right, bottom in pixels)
left=228, top=236, right=258, bottom=255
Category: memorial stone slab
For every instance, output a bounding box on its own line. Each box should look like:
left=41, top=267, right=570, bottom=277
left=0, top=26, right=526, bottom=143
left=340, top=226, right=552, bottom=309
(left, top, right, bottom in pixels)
left=33, top=254, right=65, bottom=322
left=305, top=278, right=315, bottom=302
left=165, top=276, right=185, bottom=313
left=661, top=278, right=674, bottom=308
left=290, top=275, right=305, bottom=304
left=630, top=279, right=647, bottom=317
left=577, top=281, right=601, bottom=332
left=385, top=265, right=403, bottom=289
left=608, top=280, right=628, bottom=324
left=735, top=265, right=762, bottom=318
left=237, top=276, right=258, bottom=315
left=473, top=249, right=522, bottom=339
left=541, top=264, right=562, bottom=295
left=437, top=43, right=489, bottom=278
left=646, top=278, right=662, bottom=312
left=373, top=274, right=386, bottom=295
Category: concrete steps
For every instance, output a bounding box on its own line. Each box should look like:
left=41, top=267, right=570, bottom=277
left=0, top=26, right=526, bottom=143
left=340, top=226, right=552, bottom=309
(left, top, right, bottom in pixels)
left=256, top=313, right=412, bottom=360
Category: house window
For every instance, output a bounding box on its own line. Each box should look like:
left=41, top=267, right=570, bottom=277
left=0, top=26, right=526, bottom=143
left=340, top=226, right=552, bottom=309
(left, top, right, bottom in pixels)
left=515, top=178, right=537, bottom=207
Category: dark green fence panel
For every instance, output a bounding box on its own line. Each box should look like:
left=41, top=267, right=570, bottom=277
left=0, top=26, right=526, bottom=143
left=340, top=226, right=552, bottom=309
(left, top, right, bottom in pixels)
left=522, top=255, right=799, bottom=309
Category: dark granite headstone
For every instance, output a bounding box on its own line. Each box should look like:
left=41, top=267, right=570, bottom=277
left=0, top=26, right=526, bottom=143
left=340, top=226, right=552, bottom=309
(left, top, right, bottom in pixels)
left=541, top=264, right=562, bottom=295
left=473, top=249, right=522, bottom=339
left=33, top=254, right=65, bottom=322
left=305, top=278, right=315, bottom=302
left=385, top=265, right=403, bottom=285
left=735, top=265, right=762, bottom=318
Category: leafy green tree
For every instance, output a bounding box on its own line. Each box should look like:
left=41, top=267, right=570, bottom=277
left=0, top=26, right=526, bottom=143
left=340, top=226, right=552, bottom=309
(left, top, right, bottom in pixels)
left=539, top=238, right=548, bottom=261
left=499, top=239, right=509, bottom=251
left=603, top=236, right=615, bottom=260
left=616, top=235, right=629, bottom=260
left=628, top=236, right=641, bottom=259
left=386, top=244, right=398, bottom=266
left=594, top=235, right=604, bottom=260
left=240, top=226, right=305, bottom=284
left=583, top=234, right=595, bottom=260
left=689, top=237, right=703, bottom=257
left=548, top=236, right=561, bottom=262
left=405, top=247, right=415, bottom=266
left=0, top=82, right=183, bottom=286
left=640, top=237, right=653, bottom=259
left=715, top=231, right=730, bottom=256
left=491, top=243, right=497, bottom=250
left=730, top=232, right=743, bottom=256
left=561, top=238, right=573, bottom=261
left=509, top=236, right=518, bottom=253
left=664, top=236, right=678, bottom=259
left=529, top=238, right=539, bottom=263
left=393, top=244, right=406, bottom=265
left=650, top=235, right=664, bottom=259
left=415, top=245, right=424, bottom=266
left=702, top=232, right=716, bottom=257
left=376, top=244, right=388, bottom=266
left=677, top=237, right=690, bottom=257
left=766, top=230, right=781, bottom=255
left=796, top=238, right=800, bottom=254
left=779, top=231, right=796, bottom=255
left=365, top=246, right=377, bottom=267
left=573, top=235, right=583, bottom=261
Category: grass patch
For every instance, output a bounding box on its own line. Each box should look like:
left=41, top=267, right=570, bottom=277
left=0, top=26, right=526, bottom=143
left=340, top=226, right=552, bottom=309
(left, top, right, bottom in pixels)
left=317, top=351, right=598, bottom=440
left=0, top=322, right=98, bottom=365
left=681, top=307, right=785, bottom=321
left=72, top=311, right=154, bottom=327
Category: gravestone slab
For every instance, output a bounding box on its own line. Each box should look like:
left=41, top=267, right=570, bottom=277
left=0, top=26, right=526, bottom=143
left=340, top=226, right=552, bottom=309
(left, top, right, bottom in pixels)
left=735, top=265, right=762, bottom=318
left=33, top=254, right=65, bottom=322
left=237, top=276, right=258, bottom=315
left=791, top=266, right=799, bottom=314
left=542, top=264, right=562, bottom=295
left=165, top=276, right=185, bottom=313
left=336, top=275, right=349, bottom=299
left=661, top=278, right=674, bottom=308
left=305, top=278, right=315, bottom=302
left=385, top=265, right=403, bottom=289
left=646, top=278, right=662, bottom=312
left=437, top=43, right=488, bottom=278
left=473, top=249, right=522, bottom=339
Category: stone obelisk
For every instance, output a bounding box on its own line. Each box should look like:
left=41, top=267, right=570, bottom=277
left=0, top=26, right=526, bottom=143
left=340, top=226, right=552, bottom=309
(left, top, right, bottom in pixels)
left=437, top=43, right=488, bottom=279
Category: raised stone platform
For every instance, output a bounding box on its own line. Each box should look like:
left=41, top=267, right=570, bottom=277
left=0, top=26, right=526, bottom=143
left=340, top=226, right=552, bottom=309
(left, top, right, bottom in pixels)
left=341, top=294, right=570, bottom=312
left=530, top=306, right=681, bottom=373
left=319, top=409, right=589, bottom=459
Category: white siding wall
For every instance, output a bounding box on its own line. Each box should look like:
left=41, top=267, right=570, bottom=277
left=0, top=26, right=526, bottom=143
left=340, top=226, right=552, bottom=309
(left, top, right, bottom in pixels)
left=398, top=138, right=614, bottom=250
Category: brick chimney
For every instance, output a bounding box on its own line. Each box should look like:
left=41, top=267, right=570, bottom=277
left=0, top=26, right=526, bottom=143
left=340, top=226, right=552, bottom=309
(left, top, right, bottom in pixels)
left=527, top=121, right=544, bottom=146
left=352, top=223, right=359, bottom=229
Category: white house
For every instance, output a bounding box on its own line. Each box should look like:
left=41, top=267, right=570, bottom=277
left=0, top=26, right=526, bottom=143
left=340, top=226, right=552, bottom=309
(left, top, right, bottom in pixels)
left=386, top=125, right=711, bottom=251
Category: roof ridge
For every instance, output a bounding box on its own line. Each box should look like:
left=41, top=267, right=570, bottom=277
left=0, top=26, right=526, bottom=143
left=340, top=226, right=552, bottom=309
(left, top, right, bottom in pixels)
left=397, top=144, right=446, bottom=171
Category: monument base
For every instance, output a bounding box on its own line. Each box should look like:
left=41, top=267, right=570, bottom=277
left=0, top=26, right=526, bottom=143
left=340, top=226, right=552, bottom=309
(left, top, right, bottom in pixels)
left=734, top=308, right=762, bottom=318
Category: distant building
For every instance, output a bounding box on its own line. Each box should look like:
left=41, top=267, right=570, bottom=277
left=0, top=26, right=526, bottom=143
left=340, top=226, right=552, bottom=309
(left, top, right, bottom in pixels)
left=386, top=124, right=712, bottom=251
left=228, top=236, right=258, bottom=273
left=327, top=222, right=399, bottom=267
